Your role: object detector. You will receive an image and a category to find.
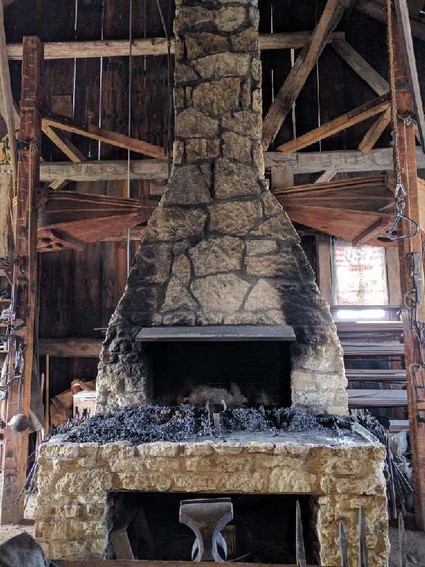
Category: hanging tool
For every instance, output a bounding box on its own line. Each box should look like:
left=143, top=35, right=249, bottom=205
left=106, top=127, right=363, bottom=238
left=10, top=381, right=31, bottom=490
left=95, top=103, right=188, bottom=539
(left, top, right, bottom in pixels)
left=378, top=0, right=418, bottom=242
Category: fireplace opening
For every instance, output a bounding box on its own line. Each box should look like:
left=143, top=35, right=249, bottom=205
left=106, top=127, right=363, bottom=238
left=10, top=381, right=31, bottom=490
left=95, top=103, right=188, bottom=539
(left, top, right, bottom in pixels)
left=146, top=341, right=292, bottom=407
left=105, top=492, right=319, bottom=564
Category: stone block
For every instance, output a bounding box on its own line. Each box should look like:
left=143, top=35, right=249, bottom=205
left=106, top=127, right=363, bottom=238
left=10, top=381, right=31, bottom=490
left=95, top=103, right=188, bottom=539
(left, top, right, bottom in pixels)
left=117, top=472, right=172, bottom=492
left=209, top=200, right=263, bottom=235
left=145, top=207, right=207, bottom=242
left=268, top=468, right=318, bottom=493
left=132, top=243, right=173, bottom=285
left=174, top=6, right=214, bottom=33
left=222, top=131, right=252, bottom=163
left=186, top=138, right=220, bottom=161
left=161, top=277, right=198, bottom=312
left=175, top=63, right=198, bottom=84
left=136, top=442, right=181, bottom=457
left=215, top=159, right=260, bottom=198
left=185, top=32, right=229, bottom=60
left=193, top=77, right=241, bottom=117
left=262, top=190, right=283, bottom=217
left=164, top=164, right=212, bottom=205
left=175, top=108, right=218, bottom=139
left=191, top=273, right=250, bottom=312
left=252, top=88, right=262, bottom=113
left=214, top=6, right=247, bottom=32
left=245, top=251, right=300, bottom=279
left=250, top=213, right=300, bottom=240
left=245, top=239, right=278, bottom=256
left=192, top=52, right=250, bottom=79
left=244, top=279, right=283, bottom=312
left=189, top=236, right=243, bottom=276
left=231, top=27, right=258, bottom=51
left=172, top=253, right=192, bottom=286
left=223, top=310, right=285, bottom=324
left=222, top=110, right=262, bottom=139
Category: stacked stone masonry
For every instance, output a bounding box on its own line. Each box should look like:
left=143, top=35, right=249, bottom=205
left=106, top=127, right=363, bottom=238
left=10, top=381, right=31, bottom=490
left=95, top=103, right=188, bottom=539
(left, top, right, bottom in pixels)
left=96, top=0, right=348, bottom=415
left=35, top=438, right=389, bottom=566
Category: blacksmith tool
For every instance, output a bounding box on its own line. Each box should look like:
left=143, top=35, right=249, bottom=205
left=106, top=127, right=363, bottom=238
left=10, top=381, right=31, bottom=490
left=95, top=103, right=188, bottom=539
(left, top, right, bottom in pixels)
left=398, top=513, right=407, bottom=567
left=179, top=497, right=233, bottom=563
left=296, top=500, right=307, bottom=567
left=358, top=507, right=368, bottom=567
left=206, top=400, right=227, bottom=437
left=339, top=521, right=348, bottom=567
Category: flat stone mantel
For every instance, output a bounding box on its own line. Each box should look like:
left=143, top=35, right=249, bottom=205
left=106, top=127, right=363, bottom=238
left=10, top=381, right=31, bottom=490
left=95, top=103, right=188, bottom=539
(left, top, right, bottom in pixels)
left=35, top=433, right=389, bottom=566
left=137, top=324, right=296, bottom=342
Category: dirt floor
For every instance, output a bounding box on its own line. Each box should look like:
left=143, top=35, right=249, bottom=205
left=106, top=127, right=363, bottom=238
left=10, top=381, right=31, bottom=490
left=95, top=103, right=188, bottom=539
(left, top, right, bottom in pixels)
left=389, top=526, right=425, bottom=567
left=0, top=499, right=424, bottom=565
left=0, top=493, right=35, bottom=545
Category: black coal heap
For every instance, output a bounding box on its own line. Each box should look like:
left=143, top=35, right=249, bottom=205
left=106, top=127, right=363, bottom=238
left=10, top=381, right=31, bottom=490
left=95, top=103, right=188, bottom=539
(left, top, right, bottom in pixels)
left=54, top=405, right=354, bottom=446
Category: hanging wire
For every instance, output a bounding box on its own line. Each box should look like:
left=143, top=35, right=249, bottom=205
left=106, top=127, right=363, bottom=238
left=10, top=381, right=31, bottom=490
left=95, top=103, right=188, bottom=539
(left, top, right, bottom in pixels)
left=126, top=0, right=133, bottom=276
left=155, top=0, right=173, bottom=178
left=383, top=0, right=418, bottom=242
left=315, top=0, right=322, bottom=152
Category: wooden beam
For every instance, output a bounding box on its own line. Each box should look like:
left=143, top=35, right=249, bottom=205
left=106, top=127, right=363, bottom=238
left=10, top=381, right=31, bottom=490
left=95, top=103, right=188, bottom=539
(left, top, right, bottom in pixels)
left=42, top=124, right=85, bottom=189
left=0, top=36, right=43, bottom=525
left=42, top=124, right=85, bottom=162
left=0, top=148, right=420, bottom=183
left=394, top=0, right=425, bottom=151
left=315, top=169, right=337, bottom=183
left=331, top=38, right=389, bottom=95
left=393, top=9, right=425, bottom=529
left=352, top=217, right=389, bottom=244
left=42, top=113, right=167, bottom=159
left=39, top=338, right=102, bottom=357
left=0, top=173, right=12, bottom=258
left=356, top=0, right=425, bottom=42
left=5, top=32, right=346, bottom=60
left=386, top=246, right=402, bottom=305
left=315, top=233, right=333, bottom=304
left=276, top=95, right=391, bottom=153
left=0, top=1, right=17, bottom=183
left=358, top=106, right=392, bottom=152
left=261, top=0, right=352, bottom=150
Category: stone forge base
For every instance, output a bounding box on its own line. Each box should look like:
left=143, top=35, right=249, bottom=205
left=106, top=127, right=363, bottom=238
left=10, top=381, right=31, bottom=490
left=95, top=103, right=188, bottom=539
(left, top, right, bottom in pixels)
left=35, top=431, right=389, bottom=566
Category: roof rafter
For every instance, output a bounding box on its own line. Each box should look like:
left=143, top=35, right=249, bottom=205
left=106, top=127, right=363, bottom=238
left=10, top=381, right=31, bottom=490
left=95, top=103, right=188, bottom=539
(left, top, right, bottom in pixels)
left=261, top=0, right=354, bottom=150
left=276, top=94, right=391, bottom=153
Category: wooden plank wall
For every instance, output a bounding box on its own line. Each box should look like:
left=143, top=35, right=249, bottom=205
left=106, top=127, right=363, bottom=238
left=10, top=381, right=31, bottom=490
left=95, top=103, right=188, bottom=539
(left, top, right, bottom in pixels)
left=3, top=0, right=423, bottom=396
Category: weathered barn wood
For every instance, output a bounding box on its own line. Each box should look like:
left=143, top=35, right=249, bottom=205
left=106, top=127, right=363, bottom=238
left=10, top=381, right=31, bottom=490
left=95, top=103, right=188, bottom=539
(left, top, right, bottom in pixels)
left=0, top=147, right=423, bottom=182
left=392, top=5, right=425, bottom=529
left=261, top=0, right=353, bottom=149
left=5, top=32, right=346, bottom=60
left=0, top=36, right=43, bottom=525
left=277, top=95, right=391, bottom=153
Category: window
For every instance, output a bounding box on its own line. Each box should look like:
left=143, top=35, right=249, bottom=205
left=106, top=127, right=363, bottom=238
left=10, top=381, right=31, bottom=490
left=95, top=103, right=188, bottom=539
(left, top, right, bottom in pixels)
left=332, top=239, right=389, bottom=320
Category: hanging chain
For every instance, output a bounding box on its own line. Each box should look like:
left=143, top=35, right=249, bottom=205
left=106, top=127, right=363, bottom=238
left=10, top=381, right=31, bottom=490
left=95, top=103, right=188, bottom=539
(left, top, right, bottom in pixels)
left=384, top=0, right=418, bottom=241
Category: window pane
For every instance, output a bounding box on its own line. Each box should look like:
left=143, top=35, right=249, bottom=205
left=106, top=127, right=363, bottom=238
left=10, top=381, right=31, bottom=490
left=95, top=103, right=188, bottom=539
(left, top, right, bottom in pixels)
left=333, top=239, right=388, bottom=306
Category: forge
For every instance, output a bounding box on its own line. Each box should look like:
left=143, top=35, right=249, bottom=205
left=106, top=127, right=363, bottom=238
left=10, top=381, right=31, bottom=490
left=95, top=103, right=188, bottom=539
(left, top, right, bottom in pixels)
left=35, top=1, right=390, bottom=565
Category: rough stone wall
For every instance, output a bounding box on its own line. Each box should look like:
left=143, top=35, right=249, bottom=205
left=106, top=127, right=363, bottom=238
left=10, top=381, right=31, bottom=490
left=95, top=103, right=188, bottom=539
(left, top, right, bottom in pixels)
left=96, top=0, right=347, bottom=415
left=35, top=438, right=389, bottom=566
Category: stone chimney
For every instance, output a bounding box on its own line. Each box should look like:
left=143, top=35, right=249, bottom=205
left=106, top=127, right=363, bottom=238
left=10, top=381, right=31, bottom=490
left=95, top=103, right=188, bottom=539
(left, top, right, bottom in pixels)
left=96, top=0, right=348, bottom=416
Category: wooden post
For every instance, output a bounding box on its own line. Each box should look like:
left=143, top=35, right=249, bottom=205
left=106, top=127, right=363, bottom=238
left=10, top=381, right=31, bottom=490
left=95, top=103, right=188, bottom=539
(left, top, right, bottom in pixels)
left=392, top=14, right=425, bottom=529
left=0, top=37, right=43, bottom=525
